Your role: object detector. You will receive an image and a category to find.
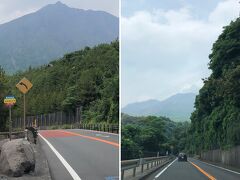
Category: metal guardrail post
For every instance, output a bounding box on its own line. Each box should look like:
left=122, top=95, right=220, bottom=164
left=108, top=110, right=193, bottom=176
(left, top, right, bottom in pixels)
left=140, top=158, right=144, bottom=173
left=133, top=167, right=136, bottom=177
left=24, top=129, right=28, bottom=140
left=121, top=170, right=124, bottom=180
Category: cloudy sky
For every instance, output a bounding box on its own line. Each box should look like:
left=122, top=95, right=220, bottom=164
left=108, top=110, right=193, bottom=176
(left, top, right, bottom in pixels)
left=121, top=0, right=239, bottom=107
left=0, top=0, right=119, bottom=24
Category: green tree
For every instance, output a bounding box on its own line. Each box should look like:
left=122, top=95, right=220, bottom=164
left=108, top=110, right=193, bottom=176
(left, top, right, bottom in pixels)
left=0, top=66, right=8, bottom=131
left=189, top=18, right=240, bottom=153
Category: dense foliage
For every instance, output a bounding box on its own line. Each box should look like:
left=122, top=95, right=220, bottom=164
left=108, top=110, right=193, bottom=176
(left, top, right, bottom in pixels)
left=0, top=41, right=119, bottom=129
left=188, top=18, right=240, bottom=153
left=0, top=67, right=8, bottom=131
left=121, top=114, right=190, bottom=160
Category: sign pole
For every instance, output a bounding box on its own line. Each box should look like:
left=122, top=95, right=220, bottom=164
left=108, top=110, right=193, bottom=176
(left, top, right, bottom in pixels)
left=24, top=94, right=26, bottom=129
left=16, top=77, right=33, bottom=130
left=9, top=106, right=12, bottom=141
left=4, top=96, right=16, bottom=141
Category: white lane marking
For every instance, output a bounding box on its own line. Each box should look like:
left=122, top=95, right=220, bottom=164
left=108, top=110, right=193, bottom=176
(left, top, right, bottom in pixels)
left=154, top=158, right=177, bottom=179
left=77, top=129, right=118, bottom=136
left=196, top=159, right=240, bottom=175
left=39, top=133, right=82, bottom=180
left=95, top=134, right=110, bottom=138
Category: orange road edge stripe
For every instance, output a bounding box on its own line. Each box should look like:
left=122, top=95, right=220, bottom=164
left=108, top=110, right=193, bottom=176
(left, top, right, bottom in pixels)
left=190, top=161, right=216, bottom=180
left=57, top=130, right=119, bottom=148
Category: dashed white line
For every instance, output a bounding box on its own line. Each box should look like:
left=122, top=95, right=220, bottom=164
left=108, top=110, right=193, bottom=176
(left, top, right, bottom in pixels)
left=154, top=158, right=177, bottom=179
left=78, top=129, right=118, bottom=136
left=39, top=133, right=82, bottom=180
left=95, top=134, right=110, bottom=138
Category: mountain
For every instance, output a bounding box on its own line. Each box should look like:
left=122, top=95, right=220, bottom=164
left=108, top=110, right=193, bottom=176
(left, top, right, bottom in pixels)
left=0, top=1, right=118, bottom=73
left=122, top=93, right=196, bottom=121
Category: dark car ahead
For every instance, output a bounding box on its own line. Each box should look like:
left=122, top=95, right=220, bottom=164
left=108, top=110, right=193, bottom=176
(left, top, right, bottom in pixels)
left=178, top=153, right=187, bottom=161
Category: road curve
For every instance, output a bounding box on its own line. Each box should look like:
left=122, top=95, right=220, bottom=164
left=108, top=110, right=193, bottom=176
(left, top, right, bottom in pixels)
left=38, top=129, right=119, bottom=180
left=145, top=157, right=240, bottom=180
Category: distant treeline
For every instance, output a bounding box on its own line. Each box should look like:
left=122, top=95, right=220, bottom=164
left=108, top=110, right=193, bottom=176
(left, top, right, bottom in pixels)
left=0, top=41, right=119, bottom=131
left=188, top=18, right=240, bottom=153
left=121, top=113, right=190, bottom=160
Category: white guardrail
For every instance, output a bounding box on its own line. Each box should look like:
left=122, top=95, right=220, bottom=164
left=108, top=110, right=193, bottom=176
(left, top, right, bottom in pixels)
left=121, top=156, right=173, bottom=180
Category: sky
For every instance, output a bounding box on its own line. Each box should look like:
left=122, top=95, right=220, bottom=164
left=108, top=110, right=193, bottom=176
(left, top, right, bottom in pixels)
left=121, top=0, right=240, bottom=107
left=0, top=0, right=119, bottom=24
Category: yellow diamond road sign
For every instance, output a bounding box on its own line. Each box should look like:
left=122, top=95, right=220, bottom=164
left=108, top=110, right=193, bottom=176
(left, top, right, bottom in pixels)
left=16, top=77, right=33, bottom=94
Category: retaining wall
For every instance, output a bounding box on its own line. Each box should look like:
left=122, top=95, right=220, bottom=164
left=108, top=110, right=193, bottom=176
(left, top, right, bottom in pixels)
left=200, top=146, right=240, bottom=169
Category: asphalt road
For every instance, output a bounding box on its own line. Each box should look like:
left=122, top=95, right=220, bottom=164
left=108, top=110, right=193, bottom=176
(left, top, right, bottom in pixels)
left=38, top=129, right=119, bottom=180
left=145, top=157, right=240, bottom=180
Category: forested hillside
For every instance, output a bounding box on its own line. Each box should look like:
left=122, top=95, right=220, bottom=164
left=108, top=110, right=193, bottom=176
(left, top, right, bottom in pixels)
left=122, top=114, right=190, bottom=160
left=0, top=41, right=118, bottom=131
left=188, top=18, right=240, bottom=153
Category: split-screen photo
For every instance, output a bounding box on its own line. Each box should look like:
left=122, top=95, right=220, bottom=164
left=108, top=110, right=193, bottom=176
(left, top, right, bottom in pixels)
left=0, top=0, right=240, bottom=180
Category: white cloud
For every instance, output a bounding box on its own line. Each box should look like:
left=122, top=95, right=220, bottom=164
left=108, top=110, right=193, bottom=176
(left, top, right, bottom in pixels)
left=122, top=0, right=239, bottom=107
left=209, top=0, right=239, bottom=24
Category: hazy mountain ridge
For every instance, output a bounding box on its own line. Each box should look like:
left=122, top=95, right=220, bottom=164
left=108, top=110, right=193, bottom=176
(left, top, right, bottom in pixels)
left=0, top=1, right=118, bottom=73
left=122, top=93, right=196, bottom=121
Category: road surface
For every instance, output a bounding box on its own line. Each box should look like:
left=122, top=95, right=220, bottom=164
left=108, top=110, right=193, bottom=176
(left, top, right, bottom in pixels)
left=38, top=129, right=119, bottom=180
left=145, top=157, right=240, bottom=180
